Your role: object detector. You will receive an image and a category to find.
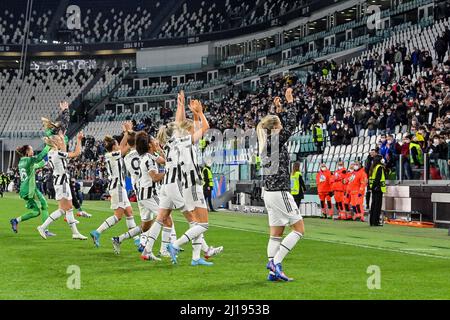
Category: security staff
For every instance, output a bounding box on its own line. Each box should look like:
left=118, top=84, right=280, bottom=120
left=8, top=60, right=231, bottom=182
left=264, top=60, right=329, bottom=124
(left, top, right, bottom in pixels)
left=199, top=138, right=207, bottom=153
left=290, top=162, right=306, bottom=207
left=202, top=163, right=216, bottom=212
left=369, top=155, right=386, bottom=226
left=251, top=153, right=262, bottom=179
left=312, top=121, right=324, bottom=154
left=409, top=136, right=423, bottom=168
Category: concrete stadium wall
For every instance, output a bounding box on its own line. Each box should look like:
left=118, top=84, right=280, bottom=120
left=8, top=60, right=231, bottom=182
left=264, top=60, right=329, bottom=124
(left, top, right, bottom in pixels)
left=136, top=43, right=212, bottom=69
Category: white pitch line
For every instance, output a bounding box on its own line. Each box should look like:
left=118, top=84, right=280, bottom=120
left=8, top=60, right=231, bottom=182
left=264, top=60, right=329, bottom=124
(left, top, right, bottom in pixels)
left=84, top=204, right=450, bottom=260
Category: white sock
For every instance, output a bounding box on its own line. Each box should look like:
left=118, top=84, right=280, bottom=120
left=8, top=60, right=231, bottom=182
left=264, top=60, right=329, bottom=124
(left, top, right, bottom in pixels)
left=273, top=231, right=303, bottom=265
left=119, top=226, right=142, bottom=243
left=140, top=232, right=148, bottom=247
left=65, top=209, right=80, bottom=235
left=192, top=235, right=202, bottom=260
left=97, top=215, right=119, bottom=233
left=161, top=227, right=172, bottom=253
left=16, top=217, right=22, bottom=222
left=142, top=220, right=163, bottom=255
left=201, top=234, right=209, bottom=253
left=173, top=223, right=208, bottom=249
left=267, top=236, right=282, bottom=261
left=170, top=224, right=177, bottom=243
left=41, top=209, right=64, bottom=230
left=126, top=216, right=140, bottom=241
left=126, top=216, right=137, bottom=229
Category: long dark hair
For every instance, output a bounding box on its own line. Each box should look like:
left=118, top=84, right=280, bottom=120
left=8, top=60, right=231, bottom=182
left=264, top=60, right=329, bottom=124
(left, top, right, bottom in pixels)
left=16, top=145, right=30, bottom=158
left=135, top=131, right=150, bottom=156
left=104, top=136, right=117, bottom=152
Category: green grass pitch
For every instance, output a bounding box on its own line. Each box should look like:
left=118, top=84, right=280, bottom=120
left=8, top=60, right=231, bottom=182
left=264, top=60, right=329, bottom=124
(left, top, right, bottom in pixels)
left=1, top=192, right=450, bottom=300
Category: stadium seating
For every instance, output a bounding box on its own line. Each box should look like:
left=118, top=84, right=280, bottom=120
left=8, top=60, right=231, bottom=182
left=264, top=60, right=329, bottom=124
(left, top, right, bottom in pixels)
left=58, top=0, right=158, bottom=43
left=158, top=0, right=309, bottom=38
left=0, top=0, right=59, bottom=44
left=0, top=69, right=95, bottom=138
left=85, top=67, right=127, bottom=101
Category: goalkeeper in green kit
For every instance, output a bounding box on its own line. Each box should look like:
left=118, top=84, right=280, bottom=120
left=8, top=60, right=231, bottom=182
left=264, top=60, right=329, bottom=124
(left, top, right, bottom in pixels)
left=10, top=102, right=69, bottom=235
left=9, top=143, right=54, bottom=235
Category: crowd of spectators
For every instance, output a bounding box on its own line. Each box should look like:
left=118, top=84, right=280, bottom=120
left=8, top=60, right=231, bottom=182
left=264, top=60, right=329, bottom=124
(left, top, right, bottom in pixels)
left=6, top=27, right=450, bottom=186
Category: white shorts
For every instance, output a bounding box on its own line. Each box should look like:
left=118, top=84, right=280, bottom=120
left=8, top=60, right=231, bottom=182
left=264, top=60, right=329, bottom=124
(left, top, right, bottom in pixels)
left=159, top=182, right=186, bottom=212
left=263, top=190, right=303, bottom=227
left=139, top=196, right=159, bottom=222
left=55, top=183, right=72, bottom=201
left=183, top=184, right=207, bottom=212
left=110, top=186, right=131, bottom=210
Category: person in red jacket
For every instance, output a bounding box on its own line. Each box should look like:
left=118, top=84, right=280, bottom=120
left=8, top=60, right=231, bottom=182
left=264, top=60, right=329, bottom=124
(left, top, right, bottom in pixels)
left=331, top=161, right=347, bottom=220
left=346, top=161, right=368, bottom=222
left=316, top=163, right=333, bottom=218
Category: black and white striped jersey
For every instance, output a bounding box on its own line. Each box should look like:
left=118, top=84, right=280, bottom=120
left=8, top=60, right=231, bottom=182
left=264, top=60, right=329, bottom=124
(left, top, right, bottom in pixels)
left=48, top=150, right=69, bottom=185
left=176, top=135, right=202, bottom=189
left=123, top=149, right=141, bottom=192
left=163, top=137, right=182, bottom=185
left=105, top=151, right=126, bottom=190
left=138, top=153, right=159, bottom=200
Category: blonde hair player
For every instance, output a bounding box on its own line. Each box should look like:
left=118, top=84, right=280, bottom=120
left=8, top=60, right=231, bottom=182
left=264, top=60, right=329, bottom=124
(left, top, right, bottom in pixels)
left=37, top=132, right=87, bottom=240
left=89, top=121, right=139, bottom=248
left=256, top=88, right=304, bottom=282
left=111, top=131, right=165, bottom=256
left=141, top=92, right=222, bottom=265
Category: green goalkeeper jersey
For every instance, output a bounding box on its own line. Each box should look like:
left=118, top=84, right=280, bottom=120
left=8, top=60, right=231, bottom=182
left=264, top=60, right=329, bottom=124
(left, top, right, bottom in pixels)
left=18, top=145, right=50, bottom=199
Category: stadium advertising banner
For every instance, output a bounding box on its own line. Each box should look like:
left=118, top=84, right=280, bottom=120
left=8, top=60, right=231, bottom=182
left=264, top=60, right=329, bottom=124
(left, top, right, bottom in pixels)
left=30, top=59, right=97, bottom=71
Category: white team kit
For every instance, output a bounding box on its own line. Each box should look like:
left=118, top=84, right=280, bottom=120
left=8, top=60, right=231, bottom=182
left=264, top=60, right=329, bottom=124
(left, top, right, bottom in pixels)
left=48, top=150, right=72, bottom=201
left=105, top=151, right=131, bottom=210
left=123, top=149, right=146, bottom=214
left=176, top=135, right=207, bottom=212
left=138, top=153, right=160, bottom=222
left=263, top=190, right=303, bottom=227
left=159, top=137, right=186, bottom=211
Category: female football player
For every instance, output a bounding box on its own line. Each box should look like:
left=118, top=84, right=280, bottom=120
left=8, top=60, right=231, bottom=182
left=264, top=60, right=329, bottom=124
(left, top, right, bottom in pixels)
left=89, top=122, right=139, bottom=247
left=10, top=143, right=51, bottom=234
left=256, top=87, right=304, bottom=282
left=112, top=131, right=165, bottom=256
left=141, top=95, right=222, bottom=265
left=37, top=132, right=87, bottom=240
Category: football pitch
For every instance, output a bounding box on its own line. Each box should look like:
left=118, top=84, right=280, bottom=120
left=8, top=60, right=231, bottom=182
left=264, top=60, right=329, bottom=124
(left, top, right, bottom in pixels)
left=1, top=192, right=450, bottom=300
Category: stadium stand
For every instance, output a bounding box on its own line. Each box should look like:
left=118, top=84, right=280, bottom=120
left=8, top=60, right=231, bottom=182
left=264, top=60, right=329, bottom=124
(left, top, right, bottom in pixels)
left=0, top=0, right=59, bottom=44
left=57, top=0, right=159, bottom=43
left=158, top=0, right=310, bottom=38
left=0, top=69, right=96, bottom=138
left=85, top=67, right=127, bottom=102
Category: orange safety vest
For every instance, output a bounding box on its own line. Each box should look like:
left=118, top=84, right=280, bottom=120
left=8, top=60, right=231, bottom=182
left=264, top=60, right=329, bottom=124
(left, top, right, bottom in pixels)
left=331, top=168, right=347, bottom=192
left=346, top=168, right=368, bottom=195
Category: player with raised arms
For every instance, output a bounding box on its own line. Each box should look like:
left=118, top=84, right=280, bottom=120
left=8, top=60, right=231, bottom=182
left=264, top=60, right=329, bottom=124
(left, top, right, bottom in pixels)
left=256, top=87, right=304, bottom=282
left=89, top=121, right=139, bottom=247
left=36, top=131, right=87, bottom=240
left=111, top=131, right=165, bottom=256
left=10, top=142, right=52, bottom=235
left=141, top=93, right=222, bottom=265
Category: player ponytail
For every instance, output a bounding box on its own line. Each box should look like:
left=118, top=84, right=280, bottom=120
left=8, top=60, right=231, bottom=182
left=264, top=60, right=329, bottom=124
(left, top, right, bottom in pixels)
left=104, top=135, right=117, bottom=152
left=127, top=131, right=137, bottom=147
left=135, top=131, right=150, bottom=156
left=178, top=119, right=194, bottom=135
left=16, top=145, right=30, bottom=158
left=157, top=122, right=178, bottom=145
left=256, top=115, right=280, bottom=154
left=43, top=135, right=63, bottom=150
